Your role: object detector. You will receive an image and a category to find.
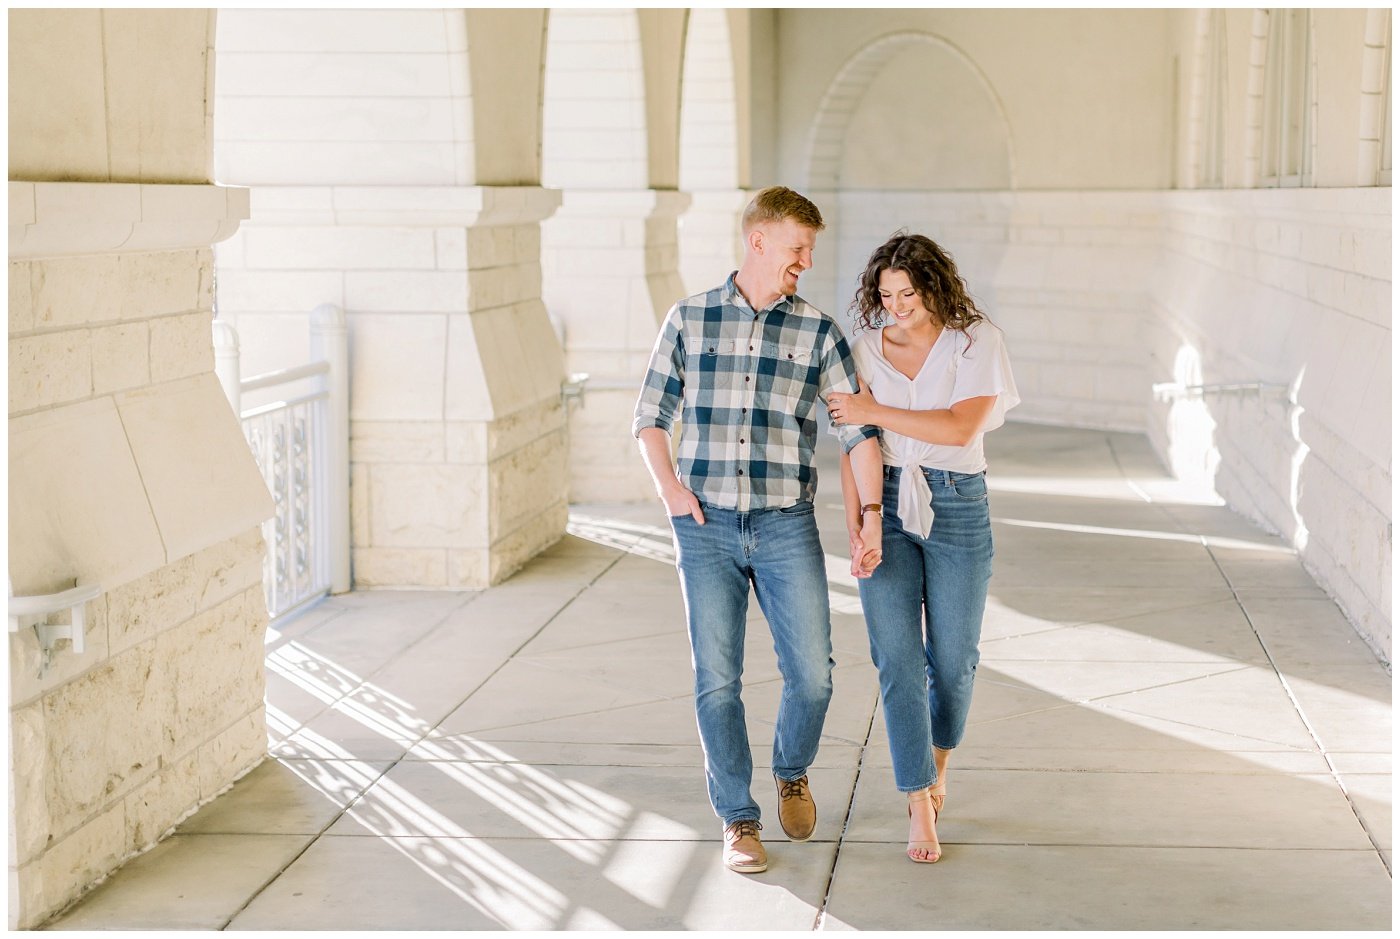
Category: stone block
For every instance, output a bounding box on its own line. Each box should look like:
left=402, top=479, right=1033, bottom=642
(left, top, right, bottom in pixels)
left=487, top=501, right=569, bottom=585
left=436, top=228, right=468, bottom=270
left=352, top=547, right=448, bottom=587
left=124, top=750, right=200, bottom=850
left=17, top=803, right=126, bottom=929
left=490, top=430, right=570, bottom=538
left=241, top=225, right=438, bottom=272
left=447, top=548, right=489, bottom=589
left=10, top=260, right=35, bottom=334
left=350, top=420, right=445, bottom=463
left=42, top=641, right=170, bottom=838
left=486, top=397, right=566, bottom=459
left=351, top=462, right=371, bottom=546
left=197, top=706, right=268, bottom=801
left=9, top=397, right=167, bottom=597
left=219, top=97, right=461, bottom=152
left=215, top=49, right=452, bottom=97
left=214, top=269, right=346, bottom=315
left=9, top=330, right=93, bottom=414
left=149, top=311, right=214, bottom=383
left=115, top=373, right=275, bottom=562
left=443, top=313, right=494, bottom=420
left=101, top=9, right=213, bottom=182
left=216, top=8, right=460, bottom=53
left=347, top=314, right=447, bottom=421
left=106, top=556, right=198, bottom=656
left=10, top=703, right=51, bottom=864
left=118, top=251, right=206, bottom=320
left=9, top=594, right=112, bottom=709
left=8, top=9, right=109, bottom=183
left=368, top=462, right=488, bottom=548
left=444, top=421, right=489, bottom=464
left=90, top=322, right=150, bottom=394
left=188, top=527, right=266, bottom=611
left=155, top=588, right=266, bottom=747
left=343, top=270, right=468, bottom=313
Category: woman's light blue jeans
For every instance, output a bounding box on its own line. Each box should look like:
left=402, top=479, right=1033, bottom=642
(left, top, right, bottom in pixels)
left=858, top=466, right=994, bottom=792
left=670, top=501, right=835, bottom=826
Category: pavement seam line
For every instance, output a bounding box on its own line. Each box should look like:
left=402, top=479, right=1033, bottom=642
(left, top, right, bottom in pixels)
left=1201, top=541, right=1392, bottom=877
left=812, top=689, right=879, bottom=931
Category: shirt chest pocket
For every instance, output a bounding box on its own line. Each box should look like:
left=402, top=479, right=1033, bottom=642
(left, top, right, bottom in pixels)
left=761, top=342, right=817, bottom=406
left=685, top=337, right=738, bottom=374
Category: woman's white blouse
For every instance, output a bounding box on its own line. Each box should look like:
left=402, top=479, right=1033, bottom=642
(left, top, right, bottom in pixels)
left=850, top=320, right=1019, bottom=538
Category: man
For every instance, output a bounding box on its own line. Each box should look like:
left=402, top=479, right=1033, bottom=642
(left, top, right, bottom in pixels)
left=632, top=186, right=886, bottom=873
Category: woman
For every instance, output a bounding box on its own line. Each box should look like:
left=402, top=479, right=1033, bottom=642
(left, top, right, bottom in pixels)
left=829, top=232, right=1018, bottom=863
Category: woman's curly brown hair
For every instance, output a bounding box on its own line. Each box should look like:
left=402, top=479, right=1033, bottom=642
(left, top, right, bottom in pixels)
left=850, top=231, right=987, bottom=350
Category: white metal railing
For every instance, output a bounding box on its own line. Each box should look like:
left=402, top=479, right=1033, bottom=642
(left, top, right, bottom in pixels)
left=214, top=304, right=349, bottom=623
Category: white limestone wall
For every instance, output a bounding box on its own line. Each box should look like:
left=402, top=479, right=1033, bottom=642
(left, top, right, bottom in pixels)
left=214, top=8, right=474, bottom=186
left=1150, top=188, right=1391, bottom=659
left=827, top=191, right=1160, bottom=432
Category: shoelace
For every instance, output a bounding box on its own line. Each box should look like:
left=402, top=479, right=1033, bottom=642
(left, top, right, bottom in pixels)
left=729, top=819, right=762, bottom=840
left=778, top=777, right=809, bottom=801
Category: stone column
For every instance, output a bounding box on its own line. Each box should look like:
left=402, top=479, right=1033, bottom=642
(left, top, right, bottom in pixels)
left=9, top=182, right=269, bottom=929
left=541, top=189, right=691, bottom=503
left=215, top=185, right=567, bottom=589
left=678, top=188, right=749, bottom=297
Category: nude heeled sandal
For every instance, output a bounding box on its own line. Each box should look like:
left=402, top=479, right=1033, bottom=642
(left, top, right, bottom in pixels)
left=906, top=788, right=942, bottom=863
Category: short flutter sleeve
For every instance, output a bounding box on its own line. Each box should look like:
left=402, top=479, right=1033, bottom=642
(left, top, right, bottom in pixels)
left=950, top=322, right=1020, bottom=433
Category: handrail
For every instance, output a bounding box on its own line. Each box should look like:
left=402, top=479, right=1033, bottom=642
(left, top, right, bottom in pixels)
left=9, top=582, right=102, bottom=662
left=240, top=361, right=330, bottom=394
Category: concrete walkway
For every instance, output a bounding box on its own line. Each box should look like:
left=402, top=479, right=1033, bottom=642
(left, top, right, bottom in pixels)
left=47, top=423, right=1391, bottom=930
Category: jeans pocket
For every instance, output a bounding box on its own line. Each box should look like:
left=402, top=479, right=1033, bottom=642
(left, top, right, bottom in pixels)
left=776, top=501, right=814, bottom=516
left=951, top=473, right=988, bottom=501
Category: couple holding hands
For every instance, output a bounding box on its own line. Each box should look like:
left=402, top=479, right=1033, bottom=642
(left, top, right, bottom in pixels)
left=633, top=186, right=1018, bottom=872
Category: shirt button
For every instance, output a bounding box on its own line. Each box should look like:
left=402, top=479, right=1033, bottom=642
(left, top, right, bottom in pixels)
left=740, top=438, right=745, bottom=444
left=737, top=469, right=744, bottom=476
left=745, top=376, right=750, bottom=382
left=749, top=345, right=754, bottom=351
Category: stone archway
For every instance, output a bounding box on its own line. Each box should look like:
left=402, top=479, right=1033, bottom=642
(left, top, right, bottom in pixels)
left=799, top=30, right=1014, bottom=321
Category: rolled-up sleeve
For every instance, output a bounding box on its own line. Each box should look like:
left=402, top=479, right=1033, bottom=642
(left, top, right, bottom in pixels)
left=818, top=326, right=880, bottom=453
left=632, top=302, right=685, bottom=438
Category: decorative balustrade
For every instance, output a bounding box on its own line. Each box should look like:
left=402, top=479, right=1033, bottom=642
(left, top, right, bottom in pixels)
left=214, top=304, right=350, bottom=623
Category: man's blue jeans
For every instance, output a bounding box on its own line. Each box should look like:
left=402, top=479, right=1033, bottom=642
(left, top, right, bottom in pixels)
left=669, top=501, right=834, bottom=826
left=858, top=467, right=994, bottom=792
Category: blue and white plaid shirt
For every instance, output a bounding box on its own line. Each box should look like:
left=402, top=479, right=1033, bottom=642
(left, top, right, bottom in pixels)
left=632, top=272, right=879, bottom=512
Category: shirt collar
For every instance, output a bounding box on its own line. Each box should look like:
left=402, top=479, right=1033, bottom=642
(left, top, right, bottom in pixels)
left=723, top=271, right=795, bottom=318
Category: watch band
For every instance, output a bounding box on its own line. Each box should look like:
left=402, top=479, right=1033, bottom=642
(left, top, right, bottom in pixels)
left=861, top=503, right=883, bottom=517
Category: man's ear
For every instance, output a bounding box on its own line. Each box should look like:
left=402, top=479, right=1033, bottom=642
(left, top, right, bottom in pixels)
left=747, top=226, right=764, bottom=254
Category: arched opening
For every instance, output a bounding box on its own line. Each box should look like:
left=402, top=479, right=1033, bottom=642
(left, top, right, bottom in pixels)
left=801, top=30, right=1014, bottom=323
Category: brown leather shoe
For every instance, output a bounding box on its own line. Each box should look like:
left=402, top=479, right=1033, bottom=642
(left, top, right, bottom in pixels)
left=775, top=774, right=816, bottom=842
left=722, top=819, right=767, bottom=873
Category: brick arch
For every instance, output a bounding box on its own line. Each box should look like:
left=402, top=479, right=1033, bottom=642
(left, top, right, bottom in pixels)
left=802, top=30, right=1014, bottom=192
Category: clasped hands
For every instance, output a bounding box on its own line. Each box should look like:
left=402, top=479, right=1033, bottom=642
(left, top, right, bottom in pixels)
left=849, top=513, right=883, bottom=579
